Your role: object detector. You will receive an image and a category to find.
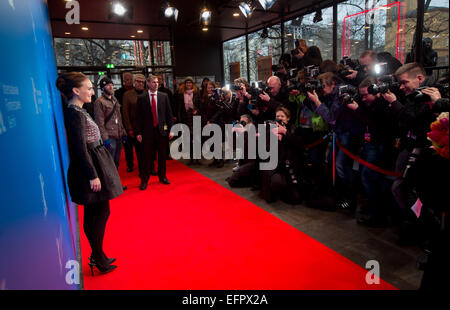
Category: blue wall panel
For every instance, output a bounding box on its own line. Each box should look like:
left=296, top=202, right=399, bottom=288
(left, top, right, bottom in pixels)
left=0, top=0, right=79, bottom=289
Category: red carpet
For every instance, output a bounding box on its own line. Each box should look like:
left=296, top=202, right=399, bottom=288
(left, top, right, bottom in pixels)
left=79, top=155, right=396, bottom=290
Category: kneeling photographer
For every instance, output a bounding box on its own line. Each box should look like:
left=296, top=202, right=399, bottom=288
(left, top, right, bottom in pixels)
left=226, top=114, right=260, bottom=188
left=260, top=107, right=304, bottom=205
left=347, top=77, right=399, bottom=227
left=307, top=73, right=363, bottom=213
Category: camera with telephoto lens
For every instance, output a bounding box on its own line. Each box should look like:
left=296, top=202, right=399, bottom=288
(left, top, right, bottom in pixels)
left=339, top=84, right=359, bottom=105
left=367, top=75, right=400, bottom=95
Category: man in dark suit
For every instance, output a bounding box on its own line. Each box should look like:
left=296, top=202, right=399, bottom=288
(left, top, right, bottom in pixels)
left=135, top=75, right=174, bottom=190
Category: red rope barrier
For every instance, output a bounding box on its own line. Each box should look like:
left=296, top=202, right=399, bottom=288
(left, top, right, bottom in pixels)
left=336, top=139, right=402, bottom=178
left=304, top=134, right=330, bottom=149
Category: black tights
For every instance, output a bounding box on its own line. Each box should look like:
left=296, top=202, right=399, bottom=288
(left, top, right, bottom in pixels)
left=83, top=200, right=110, bottom=264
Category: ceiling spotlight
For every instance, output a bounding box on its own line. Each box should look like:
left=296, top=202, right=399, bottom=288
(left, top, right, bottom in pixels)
left=81, top=26, right=89, bottom=31
left=113, top=3, right=127, bottom=16
left=239, top=1, right=255, bottom=18
left=200, top=7, right=212, bottom=26
left=258, top=0, right=275, bottom=10
left=202, top=27, right=209, bottom=32
left=137, top=29, right=144, bottom=33
left=163, top=3, right=179, bottom=22
left=64, top=32, right=71, bottom=35
left=233, top=12, right=240, bottom=17
left=109, top=2, right=133, bottom=19
left=313, top=9, right=323, bottom=23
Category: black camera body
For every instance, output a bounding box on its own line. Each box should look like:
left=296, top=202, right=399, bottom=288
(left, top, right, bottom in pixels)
left=340, top=56, right=360, bottom=70
left=305, top=65, right=320, bottom=79
left=368, top=75, right=400, bottom=95
left=339, top=84, right=359, bottom=104
left=232, top=84, right=242, bottom=91
left=247, top=82, right=272, bottom=110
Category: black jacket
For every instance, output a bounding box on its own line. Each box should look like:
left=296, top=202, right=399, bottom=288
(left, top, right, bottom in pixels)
left=355, top=97, right=398, bottom=146
left=387, top=78, right=437, bottom=150
left=135, top=91, right=174, bottom=137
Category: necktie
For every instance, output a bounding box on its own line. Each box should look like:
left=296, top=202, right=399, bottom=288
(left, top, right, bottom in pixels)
left=151, top=94, right=158, bottom=127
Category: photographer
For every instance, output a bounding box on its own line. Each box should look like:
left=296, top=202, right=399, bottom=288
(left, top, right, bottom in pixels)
left=348, top=77, right=399, bottom=227
left=290, top=39, right=308, bottom=70
left=381, top=62, right=443, bottom=243
left=341, top=50, right=378, bottom=87
left=260, top=107, right=304, bottom=205
left=307, top=72, right=363, bottom=213
left=233, top=77, right=252, bottom=119
left=206, top=87, right=237, bottom=168
left=253, top=76, right=290, bottom=124
left=226, top=114, right=259, bottom=188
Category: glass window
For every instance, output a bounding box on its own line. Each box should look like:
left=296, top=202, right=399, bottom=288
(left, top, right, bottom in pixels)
left=247, top=25, right=283, bottom=83
left=54, top=38, right=151, bottom=67
left=424, top=0, right=449, bottom=67
left=223, top=36, right=248, bottom=84
left=337, top=0, right=417, bottom=64
left=284, top=7, right=334, bottom=62
left=152, top=41, right=172, bottom=66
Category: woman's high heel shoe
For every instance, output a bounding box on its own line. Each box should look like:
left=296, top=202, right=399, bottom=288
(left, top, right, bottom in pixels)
left=88, top=258, right=117, bottom=276
left=89, top=253, right=116, bottom=265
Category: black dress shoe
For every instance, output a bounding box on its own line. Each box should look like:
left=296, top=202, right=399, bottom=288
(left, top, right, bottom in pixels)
left=122, top=185, right=128, bottom=191
left=139, top=182, right=148, bottom=190
left=126, top=167, right=133, bottom=173
left=160, top=178, right=170, bottom=185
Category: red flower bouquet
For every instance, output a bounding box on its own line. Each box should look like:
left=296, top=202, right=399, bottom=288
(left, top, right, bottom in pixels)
left=427, top=112, right=449, bottom=159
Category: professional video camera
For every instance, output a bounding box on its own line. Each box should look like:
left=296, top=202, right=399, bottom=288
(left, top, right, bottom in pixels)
left=338, top=84, right=359, bottom=104
left=367, top=75, right=400, bottom=95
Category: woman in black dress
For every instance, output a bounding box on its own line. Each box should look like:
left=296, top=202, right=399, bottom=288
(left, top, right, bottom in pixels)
left=56, top=72, right=123, bottom=275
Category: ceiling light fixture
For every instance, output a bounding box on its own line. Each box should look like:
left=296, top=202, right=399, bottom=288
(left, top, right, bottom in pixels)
left=113, top=2, right=127, bottom=16
left=239, top=1, right=255, bottom=18
left=233, top=12, right=240, bottom=17
left=200, top=7, right=212, bottom=26
left=163, top=3, right=179, bottom=22
left=137, top=29, right=143, bottom=33
left=258, top=0, right=275, bottom=10
left=313, top=9, right=323, bottom=23
left=81, top=26, right=89, bottom=31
